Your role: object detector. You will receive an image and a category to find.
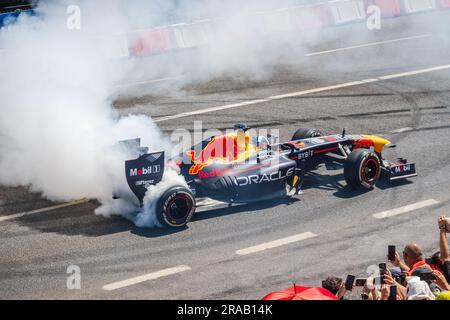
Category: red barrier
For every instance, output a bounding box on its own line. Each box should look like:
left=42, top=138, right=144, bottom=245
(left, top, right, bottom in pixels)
left=294, top=4, right=333, bottom=30
left=364, top=0, right=402, bottom=17
left=438, top=0, right=450, bottom=8
left=130, top=28, right=172, bottom=56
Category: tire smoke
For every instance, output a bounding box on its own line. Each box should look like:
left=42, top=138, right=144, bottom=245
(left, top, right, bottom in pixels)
left=0, top=1, right=176, bottom=227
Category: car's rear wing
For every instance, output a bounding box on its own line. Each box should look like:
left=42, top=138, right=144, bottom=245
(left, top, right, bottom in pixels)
left=121, top=139, right=164, bottom=205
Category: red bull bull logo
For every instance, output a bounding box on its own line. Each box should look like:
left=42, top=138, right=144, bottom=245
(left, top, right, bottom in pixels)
left=186, top=134, right=243, bottom=175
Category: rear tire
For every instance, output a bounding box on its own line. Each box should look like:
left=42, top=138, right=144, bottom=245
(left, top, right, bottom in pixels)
left=344, top=149, right=381, bottom=190
left=156, top=186, right=195, bottom=228
left=292, top=128, right=322, bottom=140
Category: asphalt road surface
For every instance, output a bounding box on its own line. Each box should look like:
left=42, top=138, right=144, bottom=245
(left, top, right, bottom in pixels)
left=1, top=11, right=450, bottom=299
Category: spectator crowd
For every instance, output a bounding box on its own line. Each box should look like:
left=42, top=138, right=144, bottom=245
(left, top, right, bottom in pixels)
left=321, top=215, right=450, bottom=300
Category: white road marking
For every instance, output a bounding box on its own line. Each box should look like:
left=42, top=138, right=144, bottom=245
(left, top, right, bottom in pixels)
left=236, top=232, right=317, bottom=255
left=0, top=199, right=89, bottom=223
left=373, top=199, right=440, bottom=219
left=155, top=99, right=269, bottom=122
left=102, top=265, right=192, bottom=291
left=154, top=64, right=450, bottom=122
left=304, top=34, right=432, bottom=57
left=391, top=127, right=413, bottom=133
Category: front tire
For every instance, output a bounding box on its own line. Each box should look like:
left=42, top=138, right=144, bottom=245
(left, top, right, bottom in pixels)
left=156, top=186, right=195, bottom=228
left=292, top=128, right=323, bottom=140
left=344, top=149, right=381, bottom=190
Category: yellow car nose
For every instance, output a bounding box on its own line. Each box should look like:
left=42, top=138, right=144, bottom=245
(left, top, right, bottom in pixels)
left=360, top=134, right=392, bottom=153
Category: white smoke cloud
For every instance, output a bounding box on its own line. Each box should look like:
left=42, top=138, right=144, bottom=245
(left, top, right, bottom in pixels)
left=0, top=0, right=175, bottom=227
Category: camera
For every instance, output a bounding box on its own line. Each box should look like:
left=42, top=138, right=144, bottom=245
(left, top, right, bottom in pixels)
left=355, top=278, right=367, bottom=287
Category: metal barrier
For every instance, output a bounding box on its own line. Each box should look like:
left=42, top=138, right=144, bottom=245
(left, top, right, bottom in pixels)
left=329, top=0, right=367, bottom=24
left=402, top=0, right=436, bottom=13
left=364, top=0, right=402, bottom=17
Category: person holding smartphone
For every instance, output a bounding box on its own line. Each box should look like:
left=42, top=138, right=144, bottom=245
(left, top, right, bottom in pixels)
left=361, top=277, right=380, bottom=300
left=388, top=243, right=431, bottom=275
left=432, top=269, right=450, bottom=291
left=438, top=215, right=450, bottom=283
left=382, top=269, right=407, bottom=300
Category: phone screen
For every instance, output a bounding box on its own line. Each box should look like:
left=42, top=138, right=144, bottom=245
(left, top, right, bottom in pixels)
left=345, top=275, right=355, bottom=291
left=388, top=286, right=397, bottom=300
left=388, top=245, right=396, bottom=261
left=355, top=278, right=367, bottom=287
left=379, top=263, right=387, bottom=283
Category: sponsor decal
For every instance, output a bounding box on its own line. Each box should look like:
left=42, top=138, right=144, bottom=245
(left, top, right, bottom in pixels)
left=322, top=136, right=338, bottom=142
left=298, top=150, right=314, bottom=160
left=394, top=164, right=411, bottom=173
left=136, top=180, right=154, bottom=186
left=234, top=167, right=295, bottom=186
left=198, top=168, right=224, bottom=179
left=129, top=165, right=161, bottom=177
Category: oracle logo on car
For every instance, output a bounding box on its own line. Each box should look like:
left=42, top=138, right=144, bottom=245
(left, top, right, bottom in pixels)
left=129, top=165, right=161, bottom=177
left=235, top=167, right=295, bottom=186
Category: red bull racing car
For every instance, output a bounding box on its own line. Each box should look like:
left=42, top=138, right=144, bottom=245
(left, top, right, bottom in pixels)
left=124, top=124, right=417, bottom=228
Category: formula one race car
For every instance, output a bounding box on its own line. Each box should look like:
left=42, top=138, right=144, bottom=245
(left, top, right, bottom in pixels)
left=124, top=124, right=417, bottom=228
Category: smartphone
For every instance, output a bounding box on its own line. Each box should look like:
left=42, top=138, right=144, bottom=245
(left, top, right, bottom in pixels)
left=388, top=286, right=397, bottom=300
left=345, top=275, right=356, bottom=291
left=355, top=278, right=367, bottom=287
left=379, top=263, right=387, bottom=283
left=388, top=245, right=396, bottom=261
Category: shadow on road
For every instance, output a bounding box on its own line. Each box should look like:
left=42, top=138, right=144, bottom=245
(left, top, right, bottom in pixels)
left=303, top=170, right=413, bottom=199
left=192, top=196, right=300, bottom=223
